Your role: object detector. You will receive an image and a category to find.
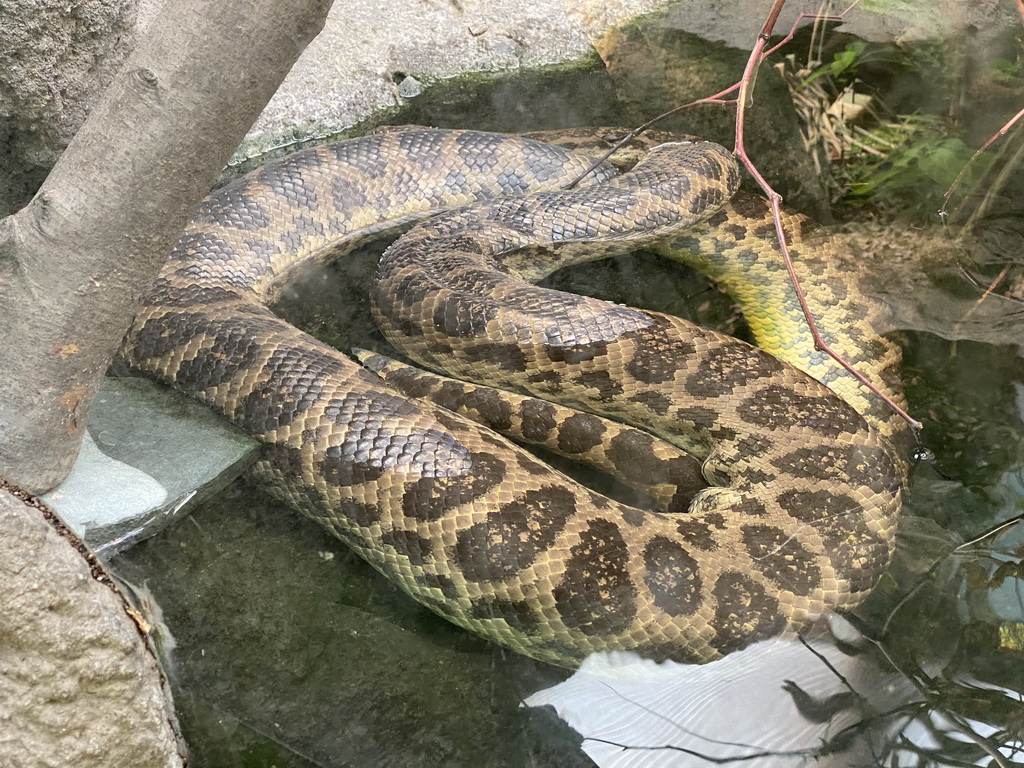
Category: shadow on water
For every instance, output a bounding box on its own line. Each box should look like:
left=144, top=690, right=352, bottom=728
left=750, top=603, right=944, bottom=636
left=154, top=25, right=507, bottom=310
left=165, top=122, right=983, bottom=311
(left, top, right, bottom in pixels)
left=109, top=12, right=1024, bottom=767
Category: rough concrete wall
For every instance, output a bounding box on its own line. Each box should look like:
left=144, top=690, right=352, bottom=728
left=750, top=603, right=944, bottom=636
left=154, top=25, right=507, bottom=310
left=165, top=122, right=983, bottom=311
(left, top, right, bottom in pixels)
left=0, top=0, right=140, bottom=215
left=0, top=487, right=185, bottom=768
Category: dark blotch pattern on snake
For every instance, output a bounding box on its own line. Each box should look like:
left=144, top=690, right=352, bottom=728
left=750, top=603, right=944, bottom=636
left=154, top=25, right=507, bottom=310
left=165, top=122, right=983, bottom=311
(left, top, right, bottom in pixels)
left=121, top=128, right=909, bottom=667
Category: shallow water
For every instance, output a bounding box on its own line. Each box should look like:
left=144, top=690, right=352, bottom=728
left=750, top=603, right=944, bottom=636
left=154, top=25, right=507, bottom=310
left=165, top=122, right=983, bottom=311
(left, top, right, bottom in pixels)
left=109, top=17, right=1024, bottom=768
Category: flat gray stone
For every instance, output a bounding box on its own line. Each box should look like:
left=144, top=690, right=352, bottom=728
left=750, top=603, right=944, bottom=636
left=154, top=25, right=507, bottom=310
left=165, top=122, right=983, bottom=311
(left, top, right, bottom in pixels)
left=213, top=0, right=1014, bottom=169
left=42, top=432, right=167, bottom=545
left=652, top=0, right=1016, bottom=49
left=221, top=0, right=674, bottom=163
left=43, top=377, right=258, bottom=553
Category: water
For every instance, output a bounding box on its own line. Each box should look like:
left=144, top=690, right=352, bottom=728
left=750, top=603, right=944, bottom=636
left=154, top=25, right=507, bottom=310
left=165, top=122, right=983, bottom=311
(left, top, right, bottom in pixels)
left=109, top=18, right=1024, bottom=767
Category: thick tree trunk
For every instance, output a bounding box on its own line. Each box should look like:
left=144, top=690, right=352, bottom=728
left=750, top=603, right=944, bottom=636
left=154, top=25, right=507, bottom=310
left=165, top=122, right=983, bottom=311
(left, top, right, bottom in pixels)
left=0, top=2, right=334, bottom=764
left=0, top=0, right=334, bottom=493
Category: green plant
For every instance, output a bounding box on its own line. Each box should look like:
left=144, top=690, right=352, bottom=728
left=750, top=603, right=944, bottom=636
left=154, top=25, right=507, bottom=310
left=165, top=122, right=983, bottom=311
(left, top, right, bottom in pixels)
left=990, top=56, right=1024, bottom=84
left=800, top=41, right=870, bottom=89
left=836, top=114, right=994, bottom=210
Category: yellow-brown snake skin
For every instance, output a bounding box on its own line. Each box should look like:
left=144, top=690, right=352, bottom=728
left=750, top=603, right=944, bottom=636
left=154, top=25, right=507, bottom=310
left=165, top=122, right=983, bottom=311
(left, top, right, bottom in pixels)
left=121, top=128, right=910, bottom=667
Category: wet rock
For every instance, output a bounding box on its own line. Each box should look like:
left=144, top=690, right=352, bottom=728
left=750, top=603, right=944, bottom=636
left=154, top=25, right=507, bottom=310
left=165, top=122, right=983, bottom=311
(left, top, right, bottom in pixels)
left=0, top=487, right=185, bottom=768
left=43, top=432, right=167, bottom=548
left=43, top=377, right=258, bottom=553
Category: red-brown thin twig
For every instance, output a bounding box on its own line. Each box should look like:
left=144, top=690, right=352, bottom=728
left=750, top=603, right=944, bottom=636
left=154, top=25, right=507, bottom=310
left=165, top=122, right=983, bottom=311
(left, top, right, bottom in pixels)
left=568, top=0, right=848, bottom=175
left=564, top=84, right=740, bottom=189
left=571, top=0, right=920, bottom=429
left=940, top=107, right=1024, bottom=220
left=941, top=0, right=1024, bottom=218
left=951, top=263, right=1012, bottom=339
left=733, top=0, right=921, bottom=429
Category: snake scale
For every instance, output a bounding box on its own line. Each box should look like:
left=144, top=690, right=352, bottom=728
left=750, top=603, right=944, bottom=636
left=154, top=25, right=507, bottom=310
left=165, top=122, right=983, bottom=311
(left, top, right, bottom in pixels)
left=121, top=127, right=909, bottom=667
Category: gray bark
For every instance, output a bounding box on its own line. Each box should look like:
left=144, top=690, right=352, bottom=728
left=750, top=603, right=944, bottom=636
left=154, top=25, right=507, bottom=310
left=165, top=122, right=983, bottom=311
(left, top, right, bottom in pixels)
left=0, top=1, right=333, bottom=763
left=0, top=0, right=334, bottom=493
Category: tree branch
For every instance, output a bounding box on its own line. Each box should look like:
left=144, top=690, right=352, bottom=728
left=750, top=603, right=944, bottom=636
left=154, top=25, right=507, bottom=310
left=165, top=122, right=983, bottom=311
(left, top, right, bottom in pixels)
left=0, top=0, right=334, bottom=492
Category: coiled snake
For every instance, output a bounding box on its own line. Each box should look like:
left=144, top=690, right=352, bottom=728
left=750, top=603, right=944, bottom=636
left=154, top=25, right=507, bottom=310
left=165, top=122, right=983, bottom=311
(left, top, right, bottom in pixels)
left=121, top=128, right=909, bottom=667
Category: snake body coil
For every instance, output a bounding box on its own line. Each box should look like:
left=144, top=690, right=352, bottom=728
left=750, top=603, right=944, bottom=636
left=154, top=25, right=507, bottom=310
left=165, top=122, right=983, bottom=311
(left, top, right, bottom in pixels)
left=122, top=128, right=908, bottom=667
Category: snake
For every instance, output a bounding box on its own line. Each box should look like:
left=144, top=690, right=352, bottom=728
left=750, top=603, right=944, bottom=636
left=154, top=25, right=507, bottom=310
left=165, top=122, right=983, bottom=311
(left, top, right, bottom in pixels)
left=120, top=127, right=910, bottom=667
